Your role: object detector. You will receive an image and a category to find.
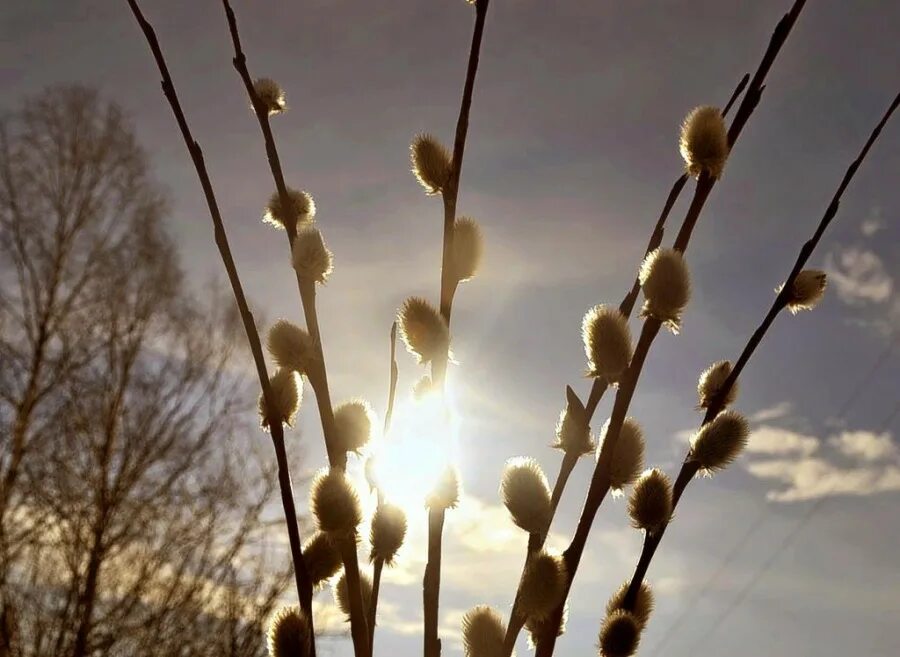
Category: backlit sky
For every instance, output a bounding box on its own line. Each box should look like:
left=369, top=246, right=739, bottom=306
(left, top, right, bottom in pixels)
left=3, top=1, right=899, bottom=656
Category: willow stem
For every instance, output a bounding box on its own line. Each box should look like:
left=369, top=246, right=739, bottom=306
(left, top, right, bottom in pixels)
left=124, top=0, right=316, bottom=649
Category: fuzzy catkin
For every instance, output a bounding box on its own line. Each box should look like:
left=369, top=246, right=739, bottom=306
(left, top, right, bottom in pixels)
left=605, top=581, right=654, bottom=630
left=628, top=469, right=673, bottom=534
left=554, top=405, right=595, bottom=457
left=598, top=417, right=645, bottom=493
left=582, top=305, right=633, bottom=383
left=690, top=410, right=750, bottom=474
left=333, top=400, right=376, bottom=453
left=397, top=297, right=450, bottom=365
left=258, top=368, right=301, bottom=429
left=292, top=225, right=333, bottom=284
left=267, top=319, right=315, bottom=374
left=302, top=532, right=342, bottom=586
left=310, top=469, right=361, bottom=536
left=525, top=603, right=568, bottom=648
left=451, top=217, right=484, bottom=282
left=697, top=360, right=737, bottom=409
left=253, top=78, right=287, bottom=116
left=639, top=247, right=691, bottom=332
left=426, top=465, right=460, bottom=510
left=411, top=133, right=452, bottom=195
left=519, top=551, right=567, bottom=621
left=679, top=105, right=729, bottom=179
left=264, top=188, right=315, bottom=229
left=334, top=571, right=373, bottom=620
left=598, top=609, right=641, bottom=657
left=500, top=457, right=552, bottom=534
left=370, top=503, right=407, bottom=565
left=267, top=606, right=310, bottom=657
left=782, top=269, right=827, bottom=313
left=462, top=605, right=506, bottom=657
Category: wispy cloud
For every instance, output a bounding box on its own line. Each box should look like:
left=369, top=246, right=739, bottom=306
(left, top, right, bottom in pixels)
left=825, top=246, right=893, bottom=305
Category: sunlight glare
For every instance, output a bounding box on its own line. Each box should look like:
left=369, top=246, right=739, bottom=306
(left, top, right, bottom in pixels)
left=370, top=386, right=461, bottom=515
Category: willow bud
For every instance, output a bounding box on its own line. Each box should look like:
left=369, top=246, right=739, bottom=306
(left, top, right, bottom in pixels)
left=302, top=532, right=342, bottom=587
left=690, top=410, right=750, bottom=474
left=462, top=605, right=506, bottom=657
left=263, top=188, right=315, bottom=229
left=781, top=269, right=827, bottom=314
left=333, top=571, right=373, bottom=620
left=500, top=457, right=551, bottom=534
left=525, top=602, right=568, bottom=648
left=582, top=305, right=633, bottom=383
left=553, top=387, right=594, bottom=457
left=333, top=399, right=376, bottom=454
left=426, top=465, right=460, bottom=511
left=679, top=105, right=729, bottom=179
left=520, top=551, right=567, bottom=621
left=639, top=247, right=690, bottom=332
left=451, top=217, right=485, bottom=282
left=599, top=417, right=645, bottom=494
left=397, top=297, right=450, bottom=365
left=411, top=133, right=452, bottom=195
left=310, top=468, right=361, bottom=536
left=267, top=606, right=310, bottom=657
left=605, top=580, right=654, bottom=630
left=697, top=360, right=737, bottom=410
left=267, top=319, right=315, bottom=375
left=258, top=368, right=301, bottom=429
left=628, top=469, right=672, bottom=534
left=598, top=609, right=641, bottom=657
left=370, top=503, right=407, bottom=565
left=292, top=225, right=333, bottom=284
left=253, top=78, right=287, bottom=116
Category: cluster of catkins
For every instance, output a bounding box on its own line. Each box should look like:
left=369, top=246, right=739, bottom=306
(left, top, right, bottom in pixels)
left=256, top=83, right=827, bottom=657
left=455, top=107, right=827, bottom=657
left=257, top=75, right=490, bottom=656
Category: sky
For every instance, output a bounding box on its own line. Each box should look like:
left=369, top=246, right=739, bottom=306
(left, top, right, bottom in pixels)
left=2, top=1, right=900, bottom=656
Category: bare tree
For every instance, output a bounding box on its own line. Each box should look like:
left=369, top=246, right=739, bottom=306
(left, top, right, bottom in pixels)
left=0, top=86, right=290, bottom=657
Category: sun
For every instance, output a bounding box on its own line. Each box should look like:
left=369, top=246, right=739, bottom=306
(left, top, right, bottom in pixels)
left=369, top=386, right=461, bottom=515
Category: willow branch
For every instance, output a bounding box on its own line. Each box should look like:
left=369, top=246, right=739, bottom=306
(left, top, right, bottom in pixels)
left=431, top=0, right=490, bottom=388
left=583, top=72, right=749, bottom=421
left=534, top=5, right=807, bottom=655
left=124, top=0, right=315, bottom=645
left=219, top=1, right=367, bottom=653
left=368, top=558, right=385, bottom=656
left=621, top=89, right=899, bottom=612
left=501, top=72, right=751, bottom=657
left=423, top=4, right=491, bottom=657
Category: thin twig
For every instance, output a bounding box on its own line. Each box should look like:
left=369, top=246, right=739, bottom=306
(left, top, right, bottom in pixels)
left=534, top=5, right=807, bottom=654
left=423, top=508, right=446, bottom=657
left=218, top=2, right=368, bottom=653
left=123, top=0, right=316, bottom=645
left=621, top=89, right=899, bottom=614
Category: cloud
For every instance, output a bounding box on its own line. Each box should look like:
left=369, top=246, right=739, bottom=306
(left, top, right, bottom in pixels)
left=860, top=206, right=884, bottom=237
left=750, top=401, right=793, bottom=423
left=830, top=430, right=897, bottom=462
left=825, top=246, right=893, bottom=305
left=743, top=420, right=900, bottom=502
left=745, top=425, right=819, bottom=457
left=745, top=458, right=900, bottom=503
